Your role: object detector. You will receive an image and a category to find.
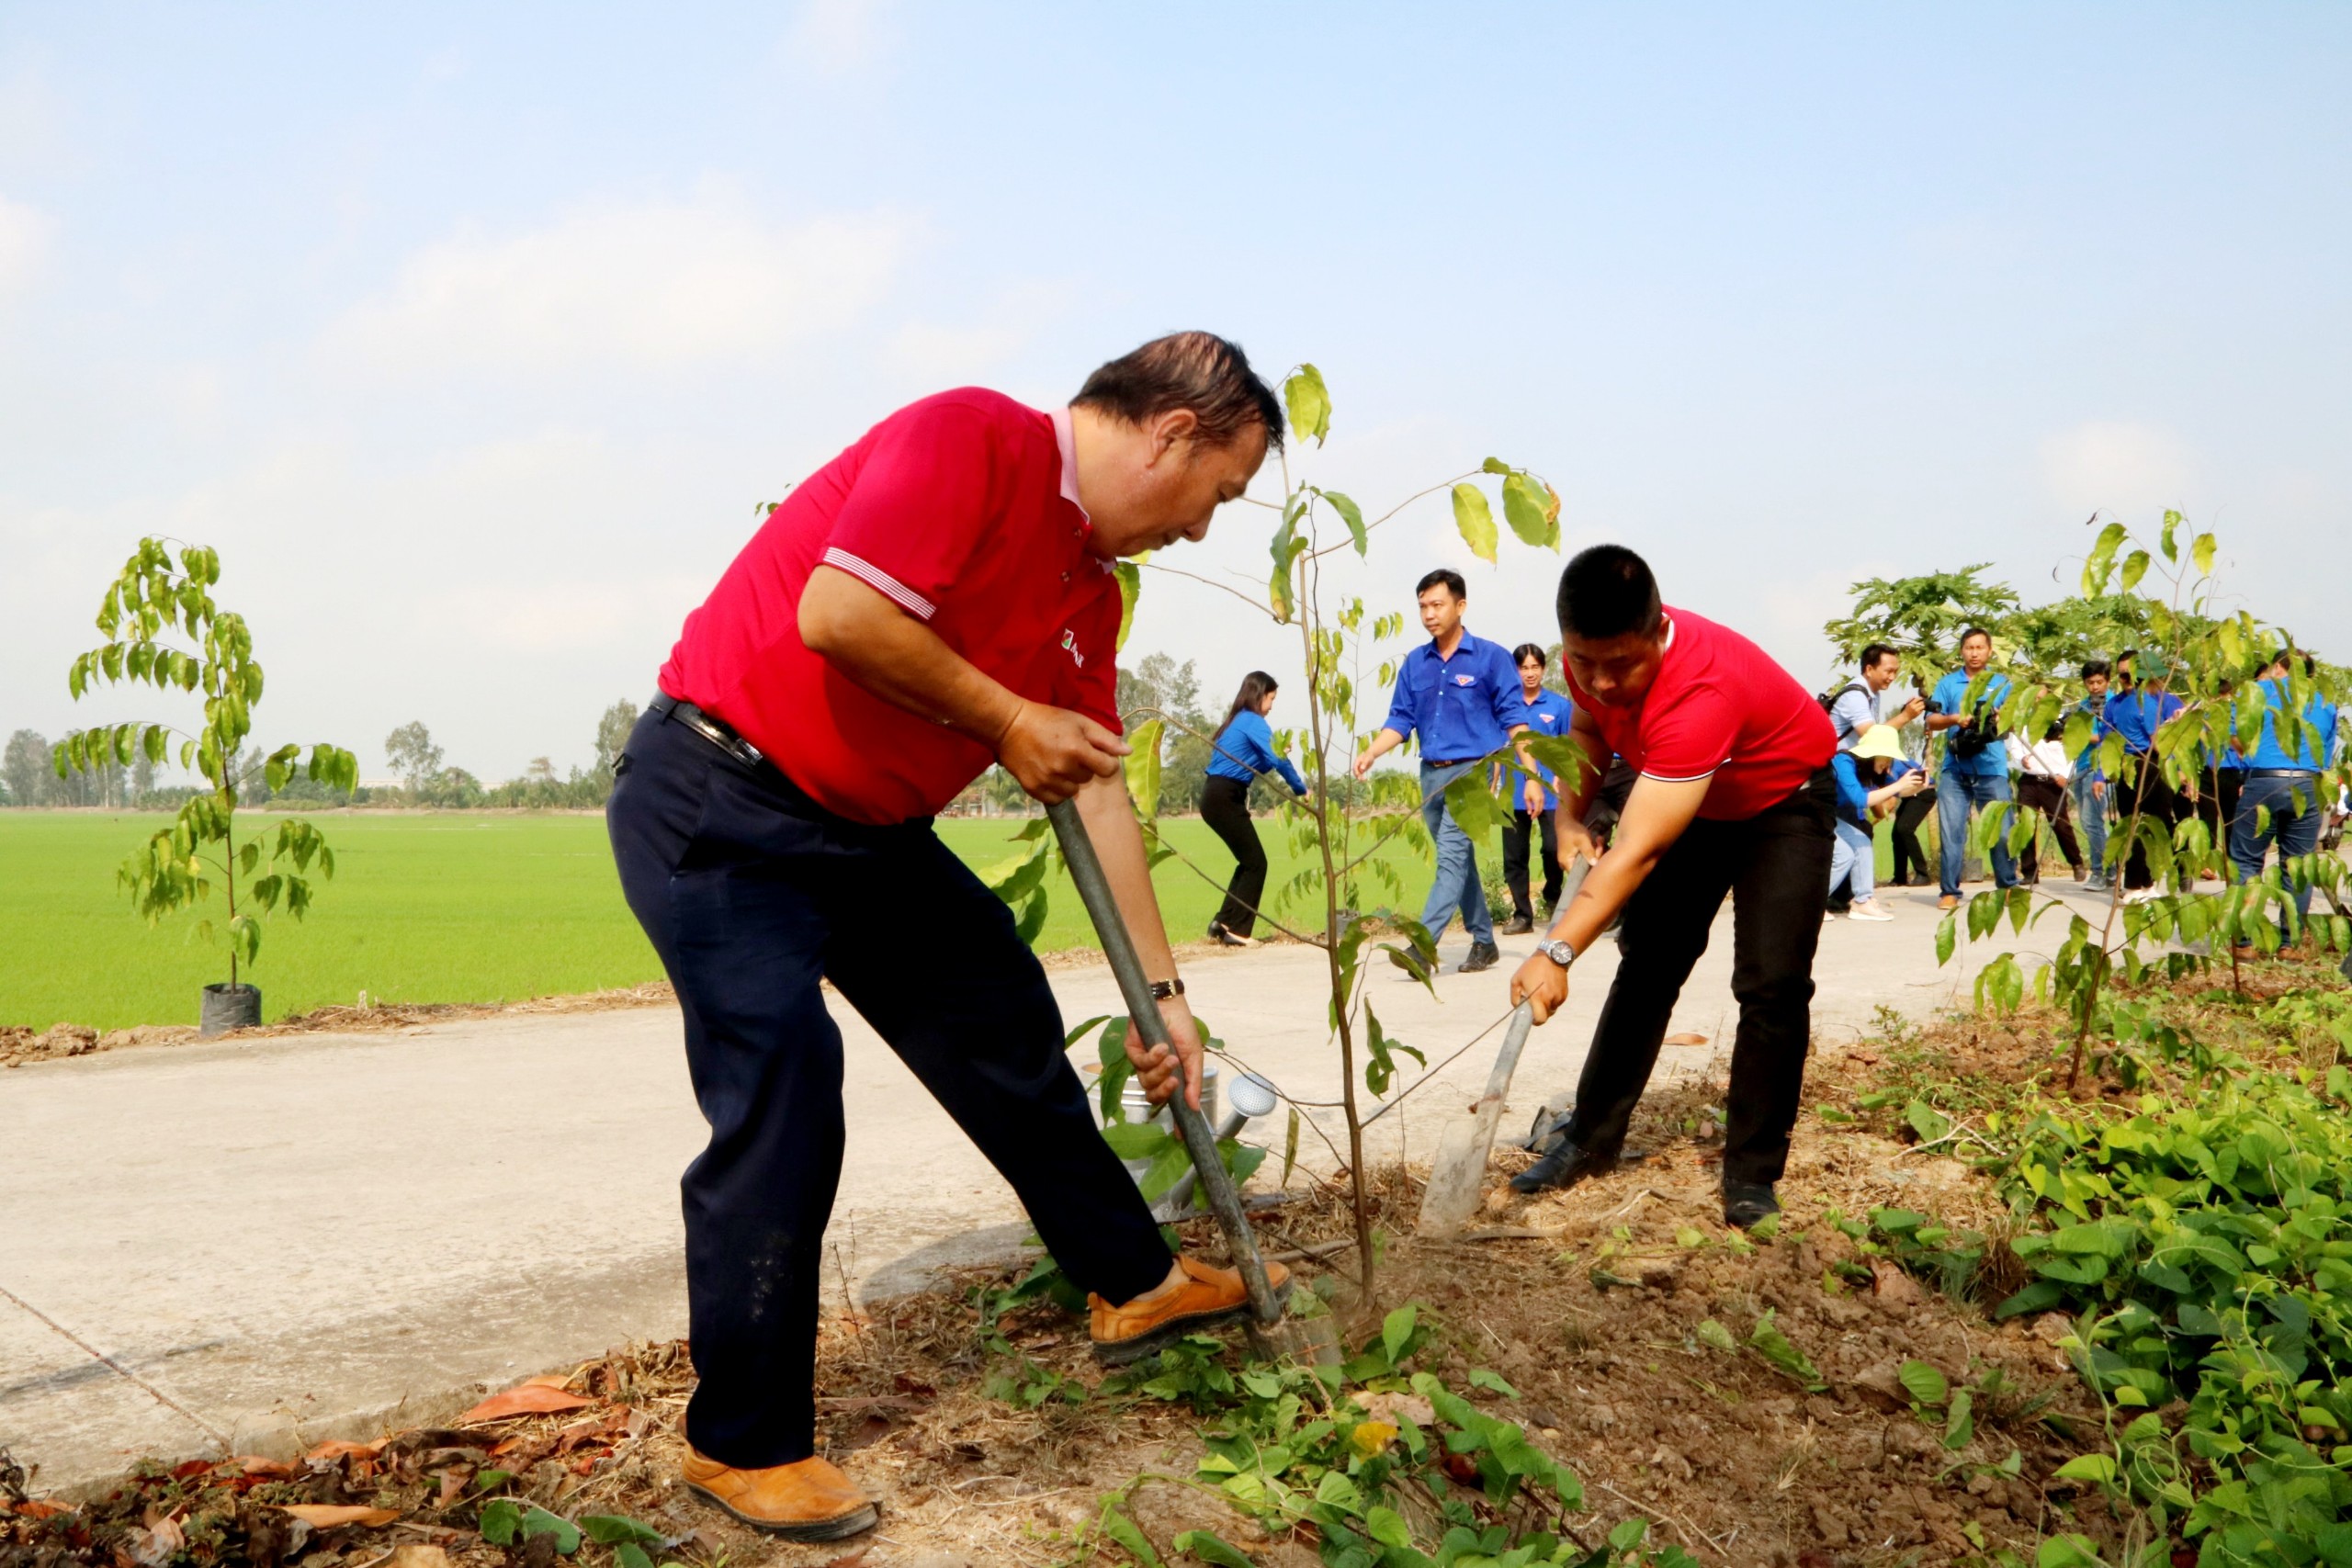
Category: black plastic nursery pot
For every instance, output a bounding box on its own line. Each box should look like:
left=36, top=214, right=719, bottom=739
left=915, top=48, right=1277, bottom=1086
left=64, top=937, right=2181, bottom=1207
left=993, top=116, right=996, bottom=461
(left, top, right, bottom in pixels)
left=199, top=982, right=262, bottom=1038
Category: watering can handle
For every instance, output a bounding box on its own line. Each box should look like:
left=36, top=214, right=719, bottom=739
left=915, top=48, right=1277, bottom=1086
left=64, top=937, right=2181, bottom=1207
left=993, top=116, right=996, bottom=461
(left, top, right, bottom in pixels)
left=1045, top=797, right=1284, bottom=1325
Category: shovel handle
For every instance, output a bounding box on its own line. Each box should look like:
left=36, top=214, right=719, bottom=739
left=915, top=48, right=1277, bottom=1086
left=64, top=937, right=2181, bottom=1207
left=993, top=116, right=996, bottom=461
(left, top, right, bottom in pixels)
left=1045, top=798, right=1283, bottom=1325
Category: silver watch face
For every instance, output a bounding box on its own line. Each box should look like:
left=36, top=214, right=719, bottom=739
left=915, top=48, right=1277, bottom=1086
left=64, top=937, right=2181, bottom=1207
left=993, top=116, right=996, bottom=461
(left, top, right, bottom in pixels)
left=1541, top=939, right=1574, bottom=965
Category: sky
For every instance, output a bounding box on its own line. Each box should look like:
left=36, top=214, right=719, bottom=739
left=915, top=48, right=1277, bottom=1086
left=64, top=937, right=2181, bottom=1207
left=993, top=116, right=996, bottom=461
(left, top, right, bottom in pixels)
left=3, top=3, right=2347, bottom=784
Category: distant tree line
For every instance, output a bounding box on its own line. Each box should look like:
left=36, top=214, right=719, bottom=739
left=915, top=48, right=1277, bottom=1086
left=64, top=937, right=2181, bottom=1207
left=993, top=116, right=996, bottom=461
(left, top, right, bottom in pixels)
left=1, top=699, right=642, bottom=811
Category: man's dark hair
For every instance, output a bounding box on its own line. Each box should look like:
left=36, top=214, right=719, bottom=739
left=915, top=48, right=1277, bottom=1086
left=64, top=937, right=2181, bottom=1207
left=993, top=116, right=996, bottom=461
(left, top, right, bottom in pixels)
left=2082, top=659, right=2110, bottom=680
left=1512, top=643, right=1547, bottom=668
left=1959, top=626, right=1993, bottom=648
left=1072, top=332, right=1283, bottom=451
left=1860, top=643, right=1899, bottom=672
left=1416, top=568, right=1466, bottom=601
left=1555, top=545, right=1661, bottom=640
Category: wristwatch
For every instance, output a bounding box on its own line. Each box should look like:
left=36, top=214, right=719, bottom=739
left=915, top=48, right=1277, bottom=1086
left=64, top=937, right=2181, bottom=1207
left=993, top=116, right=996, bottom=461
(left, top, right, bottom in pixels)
left=1536, top=937, right=1577, bottom=970
left=1148, top=977, right=1186, bottom=1001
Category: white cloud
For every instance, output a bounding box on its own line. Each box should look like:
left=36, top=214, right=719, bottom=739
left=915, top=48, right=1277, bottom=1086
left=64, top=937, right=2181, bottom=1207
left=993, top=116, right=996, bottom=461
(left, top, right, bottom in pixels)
left=0, top=192, right=56, bottom=297
left=2040, top=421, right=2198, bottom=520
left=780, top=0, right=899, bottom=75
left=421, top=576, right=707, bottom=654
left=319, top=187, right=911, bottom=377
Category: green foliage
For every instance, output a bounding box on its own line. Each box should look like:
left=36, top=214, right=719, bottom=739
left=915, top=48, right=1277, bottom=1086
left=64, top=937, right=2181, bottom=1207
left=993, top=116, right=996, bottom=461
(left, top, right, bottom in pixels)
left=57, top=539, right=357, bottom=992
left=1920, top=515, right=2352, bottom=1083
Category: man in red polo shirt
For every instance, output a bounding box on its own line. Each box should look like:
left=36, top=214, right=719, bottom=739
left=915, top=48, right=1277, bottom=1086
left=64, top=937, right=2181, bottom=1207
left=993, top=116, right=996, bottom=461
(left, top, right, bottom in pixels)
left=1505, top=545, right=1836, bottom=1229
left=606, top=333, right=1290, bottom=1540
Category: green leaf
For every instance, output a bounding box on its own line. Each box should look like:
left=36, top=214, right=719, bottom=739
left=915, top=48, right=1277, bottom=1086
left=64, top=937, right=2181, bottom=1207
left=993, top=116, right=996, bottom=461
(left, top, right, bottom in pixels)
left=1171, top=1528, right=1260, bottom=1567
left=1102, top=1506, right=1163, bottom=1567
left=579, top=1517, right=665, bottom=1547
left=2119, top=549, right=2150, bottom=592
left=1102, top=1121, right=1175, bottom=1159
left=1942, top=1386, right=1974, bottom=1450
left=1695, top=1319, right=1736, bottom=1353
left=1114, top=559, right=1141, bottom=652
left=1283, top=365, right=1330, bottom=446
left=1137, top=1137, right=1195, bottom=1201
left=1381, top=1303, right=1418, bottom=1367
left=1898, top=1360, right=1949, bottom=1408
left=1321, top=489, right=1368, bottom=556
left=1466, top=1367, right=1519, bottom=1398
left=516, top=1506, right=579, bottom=1553
left=1124, top=717, right=1165, bottom=820
left=2051, top=1453, right=2117, bottom=1485
left=1746, top=1311, right=1827, bottom=1392
left=1450, top=484, right=1498, bottom=563
left=479, top=1499, right=523, bottom=1546
left=1499, top=472, right=1554, bottom=548
left=615, top=1546, right=653, bottom=1568
left=1935, top=912, right=1957, bottom=965
left=1363, top=1506, right=1410, bottom=1550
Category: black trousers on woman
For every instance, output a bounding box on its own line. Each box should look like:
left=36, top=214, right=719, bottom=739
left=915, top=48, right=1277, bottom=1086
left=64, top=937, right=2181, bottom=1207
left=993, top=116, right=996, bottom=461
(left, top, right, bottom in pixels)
left=2113, top=758, right=2186, bottom=891
left=1889, top=787, right=1935, bottom=886
left=1201, top=774, right=1269, bottom=937
left=1556, top=769, right=1836, bottom=1186
left=607, top=703, right=1172, bottom=1468
left=1503, top=807, right=1563, bottom=920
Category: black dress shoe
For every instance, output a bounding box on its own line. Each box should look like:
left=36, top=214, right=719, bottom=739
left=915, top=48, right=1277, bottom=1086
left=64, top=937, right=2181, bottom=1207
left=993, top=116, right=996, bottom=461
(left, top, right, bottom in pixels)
left=1500, top=915, right=1534, bottom=935
left=1723, top=1180, right=1780, bottom=1229
left=1510, top=1135, right=1618, bottom=1193
left=1205, top=922, right=1248, bottom=948
left=1458, top=940, right=1500, bottom=973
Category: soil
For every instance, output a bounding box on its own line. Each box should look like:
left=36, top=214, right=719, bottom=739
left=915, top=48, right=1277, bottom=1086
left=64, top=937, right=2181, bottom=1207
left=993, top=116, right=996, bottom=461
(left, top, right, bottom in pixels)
left=10, top=976, right=2207, bottom=1568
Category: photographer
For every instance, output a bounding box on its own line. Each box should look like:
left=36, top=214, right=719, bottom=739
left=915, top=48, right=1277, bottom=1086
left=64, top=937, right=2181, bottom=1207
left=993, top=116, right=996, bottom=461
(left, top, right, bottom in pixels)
left=1827, top=725, right=1926, bottom=920
left=1926, top=626, right=2018, bottom=908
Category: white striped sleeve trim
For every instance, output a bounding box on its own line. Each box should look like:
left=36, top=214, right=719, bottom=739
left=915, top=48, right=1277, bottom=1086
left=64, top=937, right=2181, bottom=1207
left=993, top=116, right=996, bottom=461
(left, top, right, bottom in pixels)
left=1639, top=763, right=1724, bottom=784
left=821, top=547, right=936, bottom=621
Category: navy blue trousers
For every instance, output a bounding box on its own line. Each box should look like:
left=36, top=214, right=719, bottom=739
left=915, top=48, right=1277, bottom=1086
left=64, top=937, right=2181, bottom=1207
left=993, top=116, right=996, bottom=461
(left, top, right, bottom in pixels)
left=606, top=706, right=1172, bottom=1468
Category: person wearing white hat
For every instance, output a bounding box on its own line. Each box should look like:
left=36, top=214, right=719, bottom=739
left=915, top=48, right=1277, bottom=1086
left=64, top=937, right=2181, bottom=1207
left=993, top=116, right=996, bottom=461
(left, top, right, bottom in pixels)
left=1827, top=725, right=1927, bottom=921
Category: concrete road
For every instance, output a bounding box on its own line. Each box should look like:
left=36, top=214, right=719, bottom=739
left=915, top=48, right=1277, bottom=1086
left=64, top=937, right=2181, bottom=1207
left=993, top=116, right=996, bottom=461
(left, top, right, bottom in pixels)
left=1, top=875, right=2041, bottom=1494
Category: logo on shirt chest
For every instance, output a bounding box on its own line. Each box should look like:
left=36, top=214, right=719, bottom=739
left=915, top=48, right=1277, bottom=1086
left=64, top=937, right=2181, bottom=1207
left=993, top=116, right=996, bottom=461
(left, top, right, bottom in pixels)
left=1060, top=628, right=1085, bottom=669
left=1451, top=673, right=1477, bottom=688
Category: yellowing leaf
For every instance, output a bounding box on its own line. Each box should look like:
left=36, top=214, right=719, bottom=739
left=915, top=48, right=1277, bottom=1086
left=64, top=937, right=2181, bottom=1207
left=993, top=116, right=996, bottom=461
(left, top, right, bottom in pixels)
left=459, top=1383, right=597, bottom=1422
left=1283, top=365, right=1330, bottom=446
left=1350, top=1420, right=1398, bottom=1458
left=277, top=1506, right=401, bottom=1529
left=1451, top=484, right=1498, bottom=563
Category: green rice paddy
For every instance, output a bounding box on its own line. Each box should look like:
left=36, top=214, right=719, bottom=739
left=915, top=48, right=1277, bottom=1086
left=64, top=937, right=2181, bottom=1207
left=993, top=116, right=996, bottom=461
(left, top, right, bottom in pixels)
left=0, top=809, right=1431, bottom=1032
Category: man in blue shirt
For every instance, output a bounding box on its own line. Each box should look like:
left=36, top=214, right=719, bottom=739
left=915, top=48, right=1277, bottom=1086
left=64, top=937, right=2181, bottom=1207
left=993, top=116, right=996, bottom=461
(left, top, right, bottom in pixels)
left=1498, top=643, right=1577, bottom=934
left=2070, top=660, right=2113, bottom=892
left=1353, top=569, right=1532, bottom=972
left=2229, top=647, right=2340, bottom=938
left=2101, top=653, right=2188, bottom=897
left=1926, top=626, right=2018, bottom=908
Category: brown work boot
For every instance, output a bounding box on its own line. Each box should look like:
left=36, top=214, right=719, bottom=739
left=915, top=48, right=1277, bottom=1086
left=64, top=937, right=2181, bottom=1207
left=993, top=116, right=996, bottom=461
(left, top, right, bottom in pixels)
left=679, top=1450, right=876, bottom=1540
left=1937, top=894, right=1961, bottom=911
left=1090, top=1255, right=1293, bottom=1365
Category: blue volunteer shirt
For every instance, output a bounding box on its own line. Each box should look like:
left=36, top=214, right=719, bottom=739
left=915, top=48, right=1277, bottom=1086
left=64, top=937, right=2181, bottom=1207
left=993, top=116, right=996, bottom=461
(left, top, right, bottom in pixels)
left=2103, top=689, right=2182, bottom=755
left=1204, top=708, right=1308, bottom=795
left=2243, top=678, right=2338, bottom=772
left=2071, top=694, right=2108, bottom=777
left=1928, top=669, right=2013, bottom=778
left=1503, top=688, right=1577, bottom=810
left=1380, top=631, right=1532, bottom=762
left=1831, top=752, right=1917, bottom=824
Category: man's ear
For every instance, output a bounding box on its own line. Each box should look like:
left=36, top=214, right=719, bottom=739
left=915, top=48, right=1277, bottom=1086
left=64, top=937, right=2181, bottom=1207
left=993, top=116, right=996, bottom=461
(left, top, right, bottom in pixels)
left=1148, top=407, right=1201, bottom=462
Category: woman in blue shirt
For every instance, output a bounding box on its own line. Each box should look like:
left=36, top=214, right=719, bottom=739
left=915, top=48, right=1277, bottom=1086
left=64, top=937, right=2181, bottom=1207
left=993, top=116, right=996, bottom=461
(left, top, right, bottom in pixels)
left=1499, top=644, right=1577, bottom=933
left=1828, top=726, right=1927, bottom=921
left=1202, top=671, right=1309, bottom=946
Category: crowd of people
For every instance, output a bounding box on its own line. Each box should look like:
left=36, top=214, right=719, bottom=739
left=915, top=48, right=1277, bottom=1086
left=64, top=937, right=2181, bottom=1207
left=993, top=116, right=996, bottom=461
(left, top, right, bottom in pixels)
left=602, top=330, right=2344, bottom=1542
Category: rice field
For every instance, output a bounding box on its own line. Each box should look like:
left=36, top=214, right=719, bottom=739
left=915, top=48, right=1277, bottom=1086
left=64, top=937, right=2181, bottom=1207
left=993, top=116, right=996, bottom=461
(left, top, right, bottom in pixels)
left=0, top=809, right=1432, bottom=1031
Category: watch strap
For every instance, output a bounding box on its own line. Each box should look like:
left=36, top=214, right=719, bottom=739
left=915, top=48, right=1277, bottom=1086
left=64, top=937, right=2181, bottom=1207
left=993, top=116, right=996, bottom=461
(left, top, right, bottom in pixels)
left=1148, top=977, right=1185, bottom=1001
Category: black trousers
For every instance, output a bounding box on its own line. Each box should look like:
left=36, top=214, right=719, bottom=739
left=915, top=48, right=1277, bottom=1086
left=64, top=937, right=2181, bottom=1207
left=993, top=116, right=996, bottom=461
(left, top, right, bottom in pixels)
left=606, top=707, right=1170, bottom=1468
left=2015, top=773, right=2083, bottom=882
left=2113, top=761, right=2186, bottom=891
left=2194, top=765, right=2242, bottom=856
left=1889, top=788, right=1935, bottom=886
left=1560, top=768, right=1835, bottom=1186
left=1503, top=807, right=1563, bottom=920
left=1200, top=775, right=1268, bottom=937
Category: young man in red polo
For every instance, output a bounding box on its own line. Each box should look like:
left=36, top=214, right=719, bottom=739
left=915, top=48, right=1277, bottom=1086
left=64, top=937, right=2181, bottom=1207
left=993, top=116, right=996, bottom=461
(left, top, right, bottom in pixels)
left=1506, top=545, right=1837, bottom=1228
left=607, top=333, right=1290, bottom=1540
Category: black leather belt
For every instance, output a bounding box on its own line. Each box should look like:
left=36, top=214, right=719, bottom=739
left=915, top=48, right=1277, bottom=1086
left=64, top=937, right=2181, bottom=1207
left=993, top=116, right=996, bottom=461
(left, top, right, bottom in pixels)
left=2248, top=767, right=2319, bottom=779
left=1427, top=757, right=1482, bottom=767
left=650, top=693, right=766, bottom=770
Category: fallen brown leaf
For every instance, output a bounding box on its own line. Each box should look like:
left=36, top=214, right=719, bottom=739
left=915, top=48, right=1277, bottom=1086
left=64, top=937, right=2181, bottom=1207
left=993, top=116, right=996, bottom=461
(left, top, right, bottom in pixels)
left=390, top=1548, right=454, bottom=1568
left=235, top=1456, right=297, bottom=1478
left=9, top=1501, right=70, bottom=1520
left=458, top=1384, right=597, bottom=1422
left=1664, top=1032, right=1709, bottom=1047
left=277, top=1505, right=401, bottom=1529
left=305, top=1439, right=387, bottom=1461
left=519, top=1372, right=577, bottom=1390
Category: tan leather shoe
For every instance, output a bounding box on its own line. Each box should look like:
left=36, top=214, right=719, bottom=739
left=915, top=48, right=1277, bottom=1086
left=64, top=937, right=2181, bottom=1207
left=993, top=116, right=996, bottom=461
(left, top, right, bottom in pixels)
left=1090, top=1254, right=1292, bottom=1365
left=679, top=1450, right=876, bottom=1540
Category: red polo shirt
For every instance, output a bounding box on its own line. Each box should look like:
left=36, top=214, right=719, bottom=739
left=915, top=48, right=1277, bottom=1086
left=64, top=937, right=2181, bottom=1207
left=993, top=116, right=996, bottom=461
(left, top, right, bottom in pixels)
left=1565, top=606, right=1834, bottom=821
left=658, top=389, right=1121, bottom=825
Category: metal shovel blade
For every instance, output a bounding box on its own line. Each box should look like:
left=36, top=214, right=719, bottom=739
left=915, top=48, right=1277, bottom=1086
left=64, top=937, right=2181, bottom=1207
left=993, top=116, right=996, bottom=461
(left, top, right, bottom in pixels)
left=1413, top=854, right=1591, bottom=1238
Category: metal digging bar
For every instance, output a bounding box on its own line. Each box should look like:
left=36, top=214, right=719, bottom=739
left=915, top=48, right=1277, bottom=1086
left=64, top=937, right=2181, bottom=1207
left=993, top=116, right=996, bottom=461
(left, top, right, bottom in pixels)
left=1414, top=853, right=1592, bottom=1238
left=1044, top=798, right=1286, bottom=1329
